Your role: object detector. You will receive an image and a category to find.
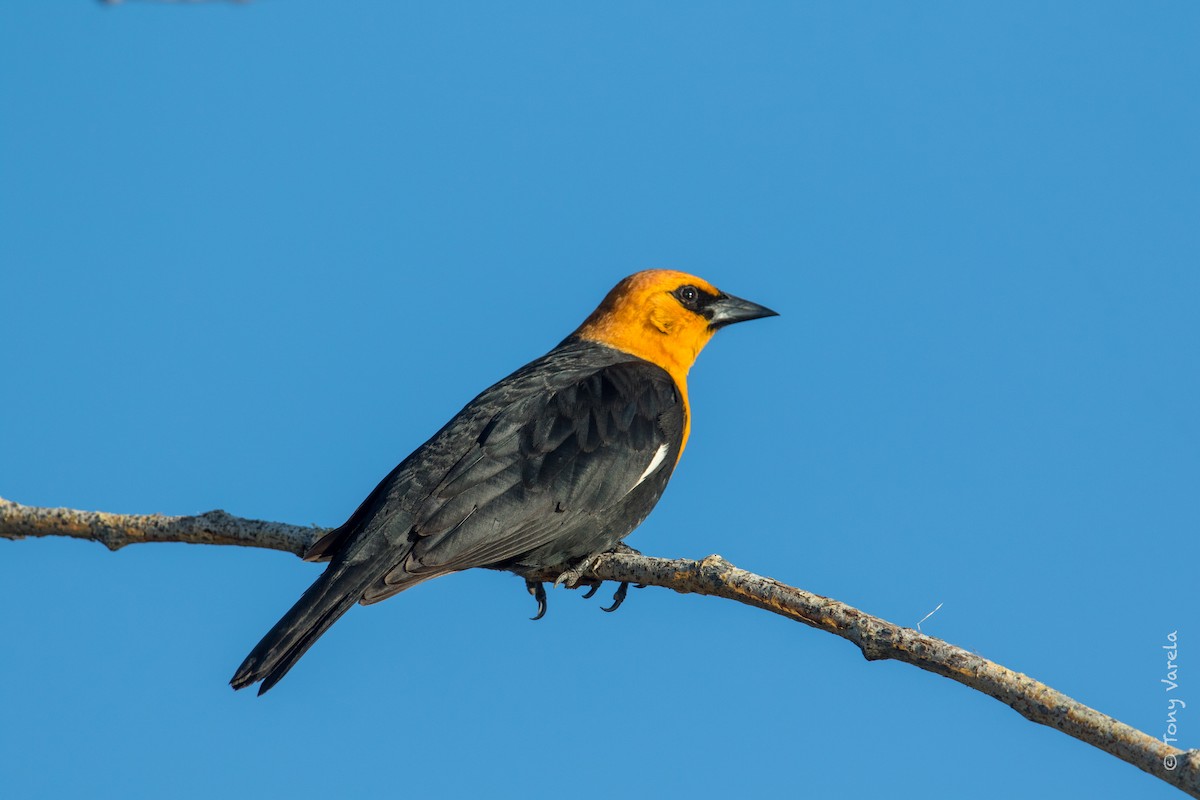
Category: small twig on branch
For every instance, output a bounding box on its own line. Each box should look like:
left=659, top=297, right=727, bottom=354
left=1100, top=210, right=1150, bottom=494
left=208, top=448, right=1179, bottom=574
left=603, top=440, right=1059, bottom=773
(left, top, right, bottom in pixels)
left=2, top=495, right=1197, bottom=796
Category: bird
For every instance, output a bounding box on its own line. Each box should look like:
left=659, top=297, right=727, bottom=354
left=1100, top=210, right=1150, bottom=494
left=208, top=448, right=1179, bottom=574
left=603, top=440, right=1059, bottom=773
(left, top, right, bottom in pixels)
left=231, top=269, right=776, bottom=694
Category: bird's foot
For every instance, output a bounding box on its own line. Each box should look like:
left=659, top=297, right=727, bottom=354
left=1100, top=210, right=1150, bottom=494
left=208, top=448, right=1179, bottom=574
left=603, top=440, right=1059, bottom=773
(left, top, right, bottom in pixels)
left=526, top=580, right=547, bottom=621
left=533, top=548, right=643, bottom=614
left=553, top=555, right=601, bottom=589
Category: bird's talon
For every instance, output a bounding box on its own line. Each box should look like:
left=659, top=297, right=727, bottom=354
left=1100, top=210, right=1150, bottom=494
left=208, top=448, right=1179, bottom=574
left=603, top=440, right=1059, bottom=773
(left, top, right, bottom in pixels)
left=581, top=583, right=601, bottom=599
left=555, top=557, right=596, bottom=588
left=527, top=581, right=547, bottom=621
left=601, top=581, right=630, bottom=613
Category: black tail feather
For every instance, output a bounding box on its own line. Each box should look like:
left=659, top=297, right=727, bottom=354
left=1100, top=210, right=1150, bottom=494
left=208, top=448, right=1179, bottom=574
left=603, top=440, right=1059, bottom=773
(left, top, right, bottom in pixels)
left=231, top=566, right=368, bottom=694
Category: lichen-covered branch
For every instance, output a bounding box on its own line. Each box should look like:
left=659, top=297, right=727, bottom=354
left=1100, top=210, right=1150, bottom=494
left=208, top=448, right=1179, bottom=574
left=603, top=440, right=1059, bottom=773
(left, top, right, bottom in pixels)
left=0, top=496, right=318, bottom=555
left=552, top=552, right=1200, bottom=797
left=3, top=495, right=1197, bottom=797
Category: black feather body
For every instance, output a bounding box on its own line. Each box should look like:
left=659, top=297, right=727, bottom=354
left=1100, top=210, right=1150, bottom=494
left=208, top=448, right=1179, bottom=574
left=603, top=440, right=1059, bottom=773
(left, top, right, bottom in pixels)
left=232, top=336, right=685, bottom=693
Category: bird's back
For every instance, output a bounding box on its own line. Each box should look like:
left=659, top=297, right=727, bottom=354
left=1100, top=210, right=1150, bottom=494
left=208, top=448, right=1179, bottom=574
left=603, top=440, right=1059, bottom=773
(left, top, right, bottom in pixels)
left=311, top=336, right=686, bottom=594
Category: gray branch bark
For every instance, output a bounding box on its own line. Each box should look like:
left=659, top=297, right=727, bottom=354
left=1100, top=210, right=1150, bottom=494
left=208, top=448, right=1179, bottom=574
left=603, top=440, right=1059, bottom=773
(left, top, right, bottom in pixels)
left=3, top=495, right=1196, bottom=797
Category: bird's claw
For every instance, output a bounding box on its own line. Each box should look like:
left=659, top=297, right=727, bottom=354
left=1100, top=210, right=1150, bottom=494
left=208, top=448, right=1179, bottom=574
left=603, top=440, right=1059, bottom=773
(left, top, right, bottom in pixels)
left=553, top=568, right=583, bottom=588
left=527, top=580, right=547, bottom=621
left=534, top=554, right=637, bottom=616
left=601, top=581, right=630, bottom=613
left=554, top=554, right=602, bottom=588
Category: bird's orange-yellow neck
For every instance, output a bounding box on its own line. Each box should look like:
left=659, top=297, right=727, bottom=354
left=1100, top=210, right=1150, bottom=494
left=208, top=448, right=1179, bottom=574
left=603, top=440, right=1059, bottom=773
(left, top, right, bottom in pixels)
left=573, top=270, right=721, bottom=457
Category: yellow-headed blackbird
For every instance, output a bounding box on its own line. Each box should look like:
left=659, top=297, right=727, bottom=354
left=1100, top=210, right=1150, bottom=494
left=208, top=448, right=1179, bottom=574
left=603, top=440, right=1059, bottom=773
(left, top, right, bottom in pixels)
left=231, top=270, right=775, bottom=694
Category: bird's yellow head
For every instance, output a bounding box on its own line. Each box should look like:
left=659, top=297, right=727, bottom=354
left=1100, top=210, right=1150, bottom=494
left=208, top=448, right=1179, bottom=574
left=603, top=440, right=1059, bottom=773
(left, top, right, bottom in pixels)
left=574, top=269, right=777, bottom=383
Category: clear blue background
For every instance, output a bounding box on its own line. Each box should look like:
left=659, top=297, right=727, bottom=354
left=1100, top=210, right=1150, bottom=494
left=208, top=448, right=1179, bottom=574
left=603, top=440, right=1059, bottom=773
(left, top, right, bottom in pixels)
left=2, top=3, right=1196, bottom=798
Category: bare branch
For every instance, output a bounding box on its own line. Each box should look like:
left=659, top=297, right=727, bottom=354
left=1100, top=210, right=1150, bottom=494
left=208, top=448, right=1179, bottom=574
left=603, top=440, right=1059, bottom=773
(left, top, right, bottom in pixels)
left=547, top=552, right=1200, bottom=797
left=0, top=496, right=318, bottom=555
left=3, top=495, right=1197, bottom=796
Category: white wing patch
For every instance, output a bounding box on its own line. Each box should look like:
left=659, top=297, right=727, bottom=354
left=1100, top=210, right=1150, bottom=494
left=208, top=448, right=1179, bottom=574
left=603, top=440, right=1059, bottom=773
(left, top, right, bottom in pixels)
left=628, top=443, right=670, bottom=495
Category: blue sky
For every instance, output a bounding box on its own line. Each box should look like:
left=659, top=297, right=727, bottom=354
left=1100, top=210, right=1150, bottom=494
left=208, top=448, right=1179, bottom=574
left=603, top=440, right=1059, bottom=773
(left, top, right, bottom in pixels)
left=2, top=2, right=1197, bottom=798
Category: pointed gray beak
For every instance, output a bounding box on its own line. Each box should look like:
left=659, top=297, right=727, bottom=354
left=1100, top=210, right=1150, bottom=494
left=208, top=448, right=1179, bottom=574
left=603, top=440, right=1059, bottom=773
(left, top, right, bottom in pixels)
left=707, top=292, right=779, bottom=329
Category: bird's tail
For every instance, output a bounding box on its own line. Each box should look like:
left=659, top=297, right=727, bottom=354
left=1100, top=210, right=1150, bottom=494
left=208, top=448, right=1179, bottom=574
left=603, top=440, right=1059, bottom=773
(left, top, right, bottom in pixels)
left=230, top=563, right=372, bottom=695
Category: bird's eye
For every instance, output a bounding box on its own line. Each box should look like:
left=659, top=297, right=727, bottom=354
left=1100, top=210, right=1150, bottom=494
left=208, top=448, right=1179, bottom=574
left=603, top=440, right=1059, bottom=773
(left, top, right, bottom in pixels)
left=676, top=285, right=700, bottom=307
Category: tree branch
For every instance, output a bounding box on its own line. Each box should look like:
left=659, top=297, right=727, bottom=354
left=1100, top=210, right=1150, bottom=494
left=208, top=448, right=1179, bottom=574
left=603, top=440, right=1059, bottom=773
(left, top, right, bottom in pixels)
left=0, top=496, right=317, bottom=555
left=3, top=496, right=1197, bottom=796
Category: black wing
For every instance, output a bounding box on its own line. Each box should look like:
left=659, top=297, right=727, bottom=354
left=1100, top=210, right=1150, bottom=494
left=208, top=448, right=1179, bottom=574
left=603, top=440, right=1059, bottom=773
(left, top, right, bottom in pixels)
left=361, top=356, right=684, bottom=602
